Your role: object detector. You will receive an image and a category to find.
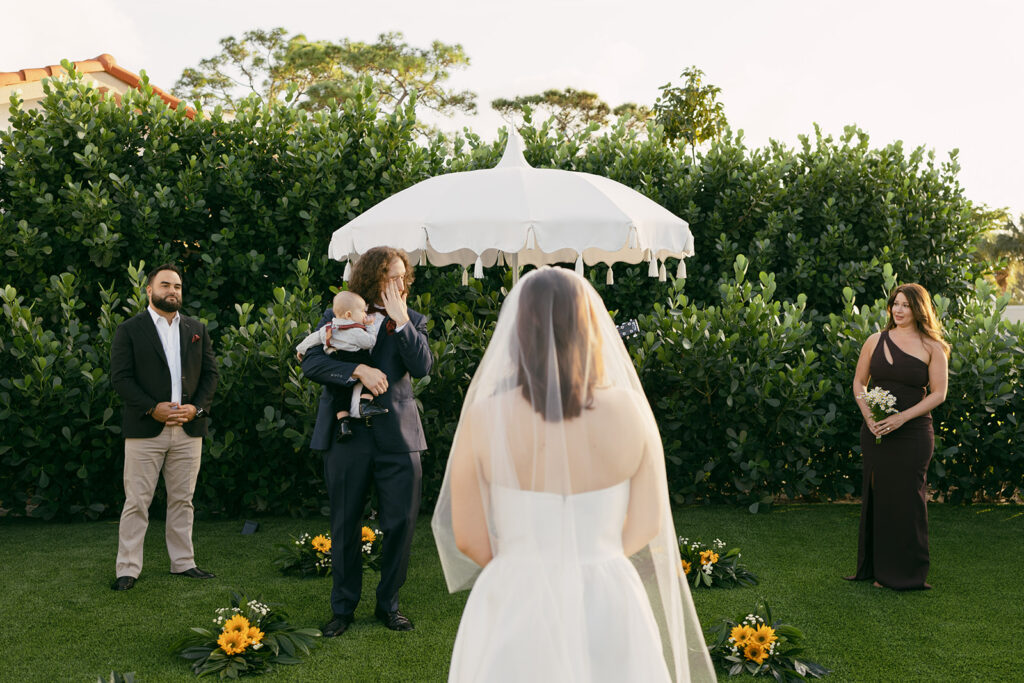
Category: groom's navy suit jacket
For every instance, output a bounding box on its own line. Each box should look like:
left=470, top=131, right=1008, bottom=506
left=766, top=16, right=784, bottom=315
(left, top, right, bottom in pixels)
left=302, top=307, right=431, bottom=453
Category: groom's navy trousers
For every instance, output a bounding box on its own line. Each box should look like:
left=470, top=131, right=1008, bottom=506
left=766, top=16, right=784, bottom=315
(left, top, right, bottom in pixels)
left=322, top=424, right=422, bottom=614
left=302, top=307, right=431, bottom=617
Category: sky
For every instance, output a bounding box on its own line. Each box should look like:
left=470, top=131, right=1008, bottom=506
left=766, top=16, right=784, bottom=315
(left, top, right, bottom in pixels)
left=4, top=0, right=1022, bottom=218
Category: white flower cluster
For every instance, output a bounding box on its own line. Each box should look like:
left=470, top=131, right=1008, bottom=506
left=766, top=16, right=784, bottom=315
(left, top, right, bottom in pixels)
left=858, top=387, right=898, bottom=415
left=702, top=563, right=714, bottom=575
left=296, top=532, right=312, bottom=547
left=678, top=536, right=700, bottom=551
left=713, top=538, right=726, bottom=549
left=213, top=606, right=241, bottom=626
left=246, top=599, right=269, bottom=617
left=316, top=557, right=331, bottom=569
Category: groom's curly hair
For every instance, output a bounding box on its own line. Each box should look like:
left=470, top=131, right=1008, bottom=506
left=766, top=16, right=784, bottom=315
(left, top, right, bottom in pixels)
left=347, top=247, right=415, bottom=304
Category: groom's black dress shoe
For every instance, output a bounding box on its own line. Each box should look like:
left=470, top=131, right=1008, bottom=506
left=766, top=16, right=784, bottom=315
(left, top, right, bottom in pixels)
left=172, top=567, right=215, bottom=579
left=375, top=607, right=414, bottom=631
left=112, top=576, right=136, bottom=591
left=322, top=613, right=354, bottom=637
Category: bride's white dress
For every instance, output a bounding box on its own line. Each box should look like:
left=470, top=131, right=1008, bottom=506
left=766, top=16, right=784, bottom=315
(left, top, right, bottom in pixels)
left=448, top=480, right=671, bottom=682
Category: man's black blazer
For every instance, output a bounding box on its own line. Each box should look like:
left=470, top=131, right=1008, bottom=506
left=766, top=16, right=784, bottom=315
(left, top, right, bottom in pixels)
left=110, top=310, right=219, bottom=438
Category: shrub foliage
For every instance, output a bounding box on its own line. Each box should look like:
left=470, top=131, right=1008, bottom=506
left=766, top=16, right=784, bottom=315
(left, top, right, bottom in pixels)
left=1, top=68, right=1019, bottom=519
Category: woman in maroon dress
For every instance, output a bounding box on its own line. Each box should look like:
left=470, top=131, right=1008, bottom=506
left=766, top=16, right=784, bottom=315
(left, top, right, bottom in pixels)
left=845, top=283, right=949, bottom=590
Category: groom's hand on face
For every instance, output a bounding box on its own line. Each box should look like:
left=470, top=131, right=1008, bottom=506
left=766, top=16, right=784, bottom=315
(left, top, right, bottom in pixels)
left=354, top=364, right=388, bottom=396
left=382, top=280, right=409, bottom=326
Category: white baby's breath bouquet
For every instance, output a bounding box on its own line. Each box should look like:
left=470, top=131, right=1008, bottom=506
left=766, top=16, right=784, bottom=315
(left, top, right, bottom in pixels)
left=858, top=386, right=898, bottom=444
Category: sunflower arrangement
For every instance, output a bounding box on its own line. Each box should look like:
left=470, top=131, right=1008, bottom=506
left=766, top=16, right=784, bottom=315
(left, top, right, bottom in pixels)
left=678, top=537, right=758, bottom=588
left=705, top=600, right=829, bottom=681
left=361, top=525, right=384, bottom=571
left=273, top=532, right=332, bottom=577
left=172, top=591, right=320, bottom=678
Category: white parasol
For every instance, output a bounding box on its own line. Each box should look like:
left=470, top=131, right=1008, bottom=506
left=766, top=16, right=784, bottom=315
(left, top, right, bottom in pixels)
left=328, top=130, right=693, bottom=284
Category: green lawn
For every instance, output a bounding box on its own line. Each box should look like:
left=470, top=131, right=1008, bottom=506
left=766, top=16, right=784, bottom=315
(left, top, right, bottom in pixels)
left=1, top=503, right=1020, bottom=682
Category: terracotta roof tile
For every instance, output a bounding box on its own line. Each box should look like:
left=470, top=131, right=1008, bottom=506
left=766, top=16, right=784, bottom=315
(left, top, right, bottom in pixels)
left=0, top=53, right=194, bottom=119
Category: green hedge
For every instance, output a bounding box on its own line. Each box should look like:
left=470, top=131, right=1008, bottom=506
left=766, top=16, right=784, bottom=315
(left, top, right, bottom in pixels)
left=1, top=69, right=986, bottom=330
left=2, top=68, right=1017, bottom=519
left=2, top=259, right=1021, bottom=519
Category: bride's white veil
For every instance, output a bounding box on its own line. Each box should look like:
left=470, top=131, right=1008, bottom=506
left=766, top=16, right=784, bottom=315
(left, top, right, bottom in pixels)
left=431, top=267, right=714, bottom=682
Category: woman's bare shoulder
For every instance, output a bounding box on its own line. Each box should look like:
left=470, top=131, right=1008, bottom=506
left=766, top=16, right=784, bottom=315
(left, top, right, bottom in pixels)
left=592, top=386, right=647, bottom=422
left=921, top=336, right=948, bottom=362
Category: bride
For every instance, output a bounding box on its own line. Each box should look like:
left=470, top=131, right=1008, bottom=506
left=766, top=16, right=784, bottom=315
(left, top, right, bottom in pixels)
left=432, top=267, right=715, bottom=682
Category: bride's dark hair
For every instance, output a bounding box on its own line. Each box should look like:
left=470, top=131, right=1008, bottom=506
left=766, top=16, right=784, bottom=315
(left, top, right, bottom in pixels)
left=515, top=268, right=604, bottom=420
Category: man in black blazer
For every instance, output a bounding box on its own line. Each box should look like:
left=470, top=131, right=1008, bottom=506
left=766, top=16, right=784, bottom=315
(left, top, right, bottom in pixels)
left=301, top=247, right=432, bottom=636
left=109, top=263, right=219, bottom=591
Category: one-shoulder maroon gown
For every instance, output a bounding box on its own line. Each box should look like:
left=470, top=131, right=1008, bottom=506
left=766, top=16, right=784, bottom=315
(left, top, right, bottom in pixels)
left=850, top=330, right=934, bottom=590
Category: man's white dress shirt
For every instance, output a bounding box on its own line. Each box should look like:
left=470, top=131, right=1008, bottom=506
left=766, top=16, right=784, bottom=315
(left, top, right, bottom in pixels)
left=148, top=306, right=182, bottom=404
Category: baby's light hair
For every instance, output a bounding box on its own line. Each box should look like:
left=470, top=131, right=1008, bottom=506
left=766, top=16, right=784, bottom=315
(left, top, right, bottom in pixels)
left=332, top=291, right=366, bottom=318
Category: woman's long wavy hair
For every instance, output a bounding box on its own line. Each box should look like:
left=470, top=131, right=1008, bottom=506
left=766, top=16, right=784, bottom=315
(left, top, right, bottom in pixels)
left=885, top=283, right=951, bottom=358
left=347, top=247, right=414, bottom=305
left=515, top=268, right=605, bottom=420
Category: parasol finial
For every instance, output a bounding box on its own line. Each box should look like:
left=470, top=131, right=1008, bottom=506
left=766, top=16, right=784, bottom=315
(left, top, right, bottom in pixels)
left=496, top=128, right=531, bottom=169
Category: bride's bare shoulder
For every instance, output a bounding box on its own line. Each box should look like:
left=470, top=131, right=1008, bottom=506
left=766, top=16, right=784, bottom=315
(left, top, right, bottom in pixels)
left=590, top=386, right=647, bottom=423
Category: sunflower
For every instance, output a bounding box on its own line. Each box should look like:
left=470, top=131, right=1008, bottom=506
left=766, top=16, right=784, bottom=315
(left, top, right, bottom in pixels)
left=312, top=534, right=331, bottom=553
left=743, top=641, right=768, bottom=665
left=730, top=624, right=754, bottom=646
left=700, top=550, right=719, bottom=565
left=362, top=526, right=376, bottom=543
left=681, top=559, right=692, bottom=575
left=217, top=629, right=249, bottom=655
left=247, top=626, right=265, bottom=645
left=222, top=614, right=251, bottom=634
left=751, top=624, right=777, bottom=647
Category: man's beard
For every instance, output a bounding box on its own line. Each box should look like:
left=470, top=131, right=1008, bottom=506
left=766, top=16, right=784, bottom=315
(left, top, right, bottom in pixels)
left=152, top=294, right=181, bottom=313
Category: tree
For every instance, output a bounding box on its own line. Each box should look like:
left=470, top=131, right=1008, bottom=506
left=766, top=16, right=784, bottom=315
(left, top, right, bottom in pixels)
left=174, top=28, right=476, bottom=117
left=491, top=88, right=650, bottom=137
left=653, top=66, right=728, bottom=158
left=975, top=209, right=1024, bottom=302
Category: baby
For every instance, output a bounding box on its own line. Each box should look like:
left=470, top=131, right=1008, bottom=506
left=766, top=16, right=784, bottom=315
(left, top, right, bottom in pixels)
left=295, top=291, right=388, bottom=441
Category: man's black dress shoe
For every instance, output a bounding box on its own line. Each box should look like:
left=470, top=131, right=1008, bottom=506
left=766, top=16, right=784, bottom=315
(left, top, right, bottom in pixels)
left=172, top=567, right=215, bottom=579
left=374, top=607, right=414, bottom=631
left=112, top=576, right=136, bottom=591
left=322, top=613, right=354, bottom=637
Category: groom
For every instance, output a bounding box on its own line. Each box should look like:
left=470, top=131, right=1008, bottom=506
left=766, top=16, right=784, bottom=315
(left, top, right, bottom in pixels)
left=301, top=246, right=432, bottom=637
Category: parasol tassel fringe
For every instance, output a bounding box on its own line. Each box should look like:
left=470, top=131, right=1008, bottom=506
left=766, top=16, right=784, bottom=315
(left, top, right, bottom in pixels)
left=606, top=266, right=614, bottom=285
left=461, top=267, right=469, bottom=286
left=342, top=261, right=351, bottom=281
left=419, top=251, right=427, bottom=266
left=575, top=254, right=584, bottom=276
left=526, top=229, right=537, bottom=250
left=474, top=256, right=484, bottom=279
left=629, top=229, right=638, bottom=249
left=648, top=256, right=658, bottom=278
left=659, top=263, right=667, bottom=282
left=676, top=259, right=686, bottom=279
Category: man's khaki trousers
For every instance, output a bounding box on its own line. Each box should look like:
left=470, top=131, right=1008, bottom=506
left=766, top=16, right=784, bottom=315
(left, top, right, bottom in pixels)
left=115, top=425, right=202, bottom=578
